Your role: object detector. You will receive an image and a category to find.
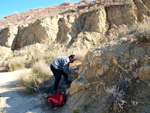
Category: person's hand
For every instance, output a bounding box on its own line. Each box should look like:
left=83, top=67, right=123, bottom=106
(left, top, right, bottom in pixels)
left=72, top=71, right=77, bottom=75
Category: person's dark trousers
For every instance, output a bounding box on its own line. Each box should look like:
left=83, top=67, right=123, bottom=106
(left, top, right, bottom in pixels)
left=50, top=64, right=68, bottom=91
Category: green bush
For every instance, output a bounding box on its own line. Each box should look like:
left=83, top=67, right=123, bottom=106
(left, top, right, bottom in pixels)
left=73, top=108, right=79, bottom=113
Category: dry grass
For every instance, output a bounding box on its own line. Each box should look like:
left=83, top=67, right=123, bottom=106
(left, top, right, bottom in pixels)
left=116, top=18, right=150, bottom=43
left=32, top=60, right=51, bottom=79
left=18, top=60, right=52, bottom=94
left=4, top=57, right=25, bottom=71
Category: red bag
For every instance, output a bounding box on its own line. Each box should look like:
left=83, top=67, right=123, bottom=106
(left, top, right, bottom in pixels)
left=47, top=92, right=66, bottom=107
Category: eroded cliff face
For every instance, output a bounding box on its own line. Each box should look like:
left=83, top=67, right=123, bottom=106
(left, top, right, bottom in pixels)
left=61, top=37, right=150, bottom=113
left=0, top=26, right=18, bottom=48
left=12, top=17, right=59, bottom=49
left=0, top=0, right=150, bottom=51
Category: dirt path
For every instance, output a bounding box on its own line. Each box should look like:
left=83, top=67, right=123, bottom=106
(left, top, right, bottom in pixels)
left=0, top=69, right=48, bottom=113
left=0, top=68, right=76, bottom=113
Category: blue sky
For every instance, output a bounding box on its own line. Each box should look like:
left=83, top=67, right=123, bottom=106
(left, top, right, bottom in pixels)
left=0, top=0, right=88, bottom=19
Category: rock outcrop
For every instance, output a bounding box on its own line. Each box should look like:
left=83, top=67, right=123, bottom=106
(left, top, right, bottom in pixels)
left=61, top=37, right=150, bottom=113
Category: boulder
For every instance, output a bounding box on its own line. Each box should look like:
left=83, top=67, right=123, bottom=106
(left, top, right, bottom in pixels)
left=138, top=65, right=150, bottom=81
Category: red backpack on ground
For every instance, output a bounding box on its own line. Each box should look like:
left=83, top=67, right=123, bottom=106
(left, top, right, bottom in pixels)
left=47, top=92, right=66, bottom=108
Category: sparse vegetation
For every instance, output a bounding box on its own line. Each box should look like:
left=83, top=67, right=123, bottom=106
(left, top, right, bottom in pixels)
left=5, top=56, right=14, bottom=61
left=135, top=30, right=150, bottom=43
left=18, top=60, right=52, bottom=93
left=73, top=108, right=79, bottom=113
left=5, top=58, right=25, bottom=71
left=117, top=18, right=150, bottom=42
left=32, top=60, right=51, bottom=79
left=19, top=74, right=36, bottom=94
left=106, top=79, right=131, bottom=111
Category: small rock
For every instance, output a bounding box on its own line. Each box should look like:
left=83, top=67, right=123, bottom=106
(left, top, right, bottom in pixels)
left=148, top=83, right=150, bottom=87
left=132, top=72, right=138, bottom=79
left=136, top=80, right=140, bottom=83
left=66, top=88, right=70, bottom=95
left=75, top=70, right=78, bottom=73
left=85, top=84, right=90, bottom=88
left=144, top=80, right=149, bottom=84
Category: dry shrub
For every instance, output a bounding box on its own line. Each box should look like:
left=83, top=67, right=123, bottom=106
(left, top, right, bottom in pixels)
left=106, top=79, right=131, bottom=111
left=19, top=73, right=36, bottom=94
left=118, top=18, right=150, bottom=39
left=4, top=57, right=25, bottom=71
left=32, top=60, right=51, bottom=79
left=18, top=60, right=52, bottom=93
left=43, top=52, right=57, bottom=64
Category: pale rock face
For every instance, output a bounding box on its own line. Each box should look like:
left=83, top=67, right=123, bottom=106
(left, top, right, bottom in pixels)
left=0, top=26, right=18, bottom=48
left=71, top=32, right=103, bottom=49
left=142, top=0, right=150, bottom=10
left=106, top=3, right=137, bottom=28
left=57, top=8, right=107, bottom=44
left=82, top=8, right=107, bottom=34
left=70, top=79, right=85, bottom=95
left=13, top=17, right=59, bottom=49
left=56, top=17, right=72, bottom=43
left=133, top=0, right=150, bottom=22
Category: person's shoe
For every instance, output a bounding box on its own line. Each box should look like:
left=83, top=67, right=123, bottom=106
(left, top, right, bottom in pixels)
left=65, top=80, right=72, bottom=85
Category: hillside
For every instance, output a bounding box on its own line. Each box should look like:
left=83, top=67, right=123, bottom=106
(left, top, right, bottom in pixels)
left=0, top=0, right=150, bottom=113
left=0, top=1, right=94, bottom=30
